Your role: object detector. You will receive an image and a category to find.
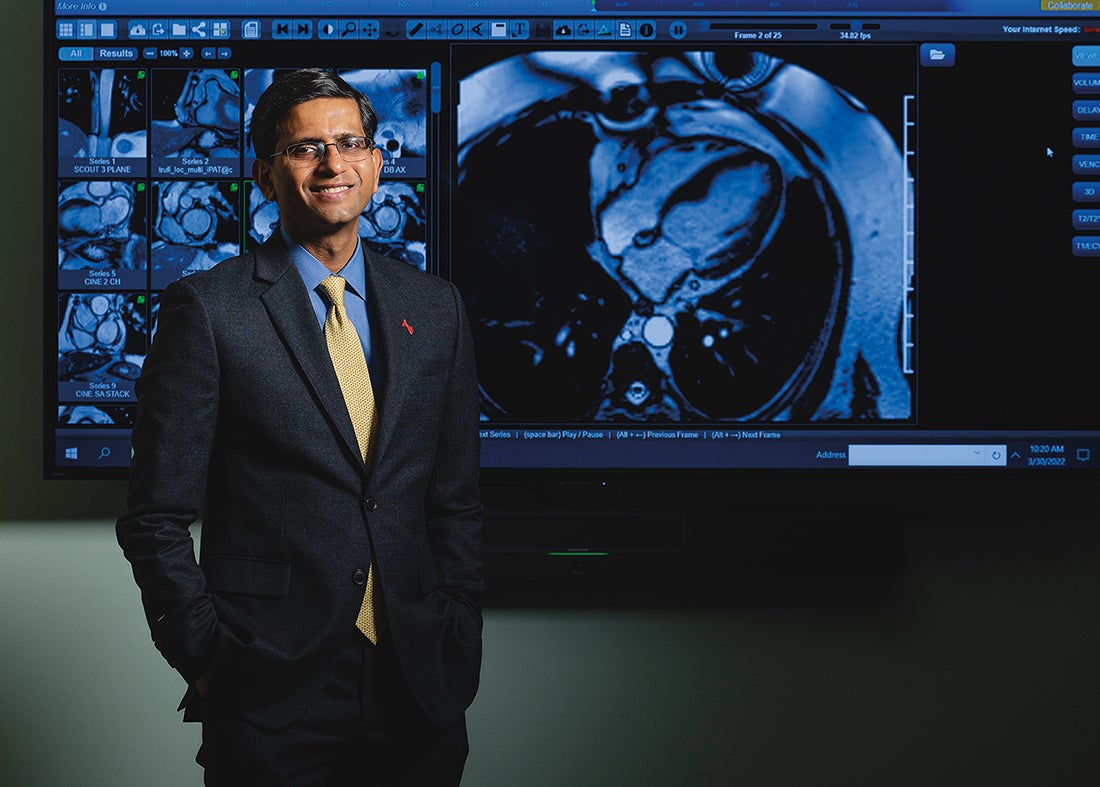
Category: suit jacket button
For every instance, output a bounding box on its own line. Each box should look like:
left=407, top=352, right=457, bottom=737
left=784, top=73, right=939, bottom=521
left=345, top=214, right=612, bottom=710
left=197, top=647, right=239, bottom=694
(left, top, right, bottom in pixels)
left=352, top=569, right=367, bottom=586
left=364, top=497, right=378, bottom=512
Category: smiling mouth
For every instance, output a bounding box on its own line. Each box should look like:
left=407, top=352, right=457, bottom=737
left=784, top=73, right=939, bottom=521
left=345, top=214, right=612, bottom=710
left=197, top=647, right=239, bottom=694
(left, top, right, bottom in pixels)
left=315, top=184, right=352, bottom=194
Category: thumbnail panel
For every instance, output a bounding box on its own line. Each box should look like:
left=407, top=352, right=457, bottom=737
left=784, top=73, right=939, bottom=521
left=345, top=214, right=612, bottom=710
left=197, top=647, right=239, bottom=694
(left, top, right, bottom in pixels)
left=57, top=179, right=148, bottom=291
left=58, top=67, right=148, bottom=177
left=150, top=68, right=242, bottom=177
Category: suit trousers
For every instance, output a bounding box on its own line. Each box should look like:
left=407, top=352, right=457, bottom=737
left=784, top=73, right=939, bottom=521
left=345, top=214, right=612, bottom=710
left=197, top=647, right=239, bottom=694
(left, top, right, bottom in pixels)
left=197, top=629, right=469, bottom=786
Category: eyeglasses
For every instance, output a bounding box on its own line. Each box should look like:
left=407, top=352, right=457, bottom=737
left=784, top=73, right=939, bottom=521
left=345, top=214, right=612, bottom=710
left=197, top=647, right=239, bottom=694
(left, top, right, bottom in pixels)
left=271, top=136, right=374, bottom=167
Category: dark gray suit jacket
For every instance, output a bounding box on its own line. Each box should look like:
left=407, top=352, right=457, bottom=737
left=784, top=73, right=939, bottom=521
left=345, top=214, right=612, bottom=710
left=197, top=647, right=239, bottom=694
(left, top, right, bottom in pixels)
left=117, top=236, right=483, bottom=730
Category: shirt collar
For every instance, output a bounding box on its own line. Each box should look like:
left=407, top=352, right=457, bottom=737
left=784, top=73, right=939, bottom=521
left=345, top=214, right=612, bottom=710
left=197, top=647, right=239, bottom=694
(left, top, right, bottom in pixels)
left=281, top=227, right=367, bottom=300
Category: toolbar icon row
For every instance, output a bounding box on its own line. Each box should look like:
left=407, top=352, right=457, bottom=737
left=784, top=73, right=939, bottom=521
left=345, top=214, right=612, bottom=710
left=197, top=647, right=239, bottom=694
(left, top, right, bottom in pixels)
left=403, top=19, right=528, bottom=40
left=551, top=19, right=657, bottom=40
left=60, top=16, right=674, bottom=43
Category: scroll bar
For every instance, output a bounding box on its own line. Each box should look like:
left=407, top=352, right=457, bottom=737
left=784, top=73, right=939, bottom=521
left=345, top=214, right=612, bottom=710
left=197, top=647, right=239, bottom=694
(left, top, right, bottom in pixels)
left=848, top=444, right=1007, bottom=467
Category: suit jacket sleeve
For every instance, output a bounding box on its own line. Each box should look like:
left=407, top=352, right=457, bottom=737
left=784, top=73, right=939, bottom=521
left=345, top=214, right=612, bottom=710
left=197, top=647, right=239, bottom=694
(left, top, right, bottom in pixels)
left=425, top=281, right=484, bottom=615
left=116, top=277, right=221, bottom=685
left=390, top=277, right=485, bottom=723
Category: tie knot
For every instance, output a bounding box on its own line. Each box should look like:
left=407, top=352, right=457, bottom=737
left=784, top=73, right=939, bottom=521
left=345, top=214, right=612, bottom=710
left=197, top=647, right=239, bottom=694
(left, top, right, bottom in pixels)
left=319, top=275, right=347, bottom=308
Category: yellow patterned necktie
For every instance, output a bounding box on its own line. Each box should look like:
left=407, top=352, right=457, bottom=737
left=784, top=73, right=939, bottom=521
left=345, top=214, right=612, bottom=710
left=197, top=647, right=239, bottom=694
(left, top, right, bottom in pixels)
left=318, top=275, right=380, bottom=644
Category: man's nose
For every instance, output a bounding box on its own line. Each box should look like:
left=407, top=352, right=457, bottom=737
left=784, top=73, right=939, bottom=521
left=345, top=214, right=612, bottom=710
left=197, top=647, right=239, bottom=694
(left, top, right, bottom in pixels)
left=317, top=144, right=346, bottom=170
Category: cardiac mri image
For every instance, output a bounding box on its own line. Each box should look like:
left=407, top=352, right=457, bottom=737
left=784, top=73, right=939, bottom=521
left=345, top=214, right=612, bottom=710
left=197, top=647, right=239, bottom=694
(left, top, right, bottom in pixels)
left=58, top=68, right=147, bottom=159
left=57, top=180, right=147, bottom=272
left=454, top=50, right=913, bottom=424
left=151, top=69, right=241, bottom=159
left=339, top=68, right=428, bottom=161
left=357, top=182, right=427, bottom=269
left=151, top=180, right=240, bottom=285
left=58, top=404, right=135, bottom=427
left=57, top=293, right=147, bottom=386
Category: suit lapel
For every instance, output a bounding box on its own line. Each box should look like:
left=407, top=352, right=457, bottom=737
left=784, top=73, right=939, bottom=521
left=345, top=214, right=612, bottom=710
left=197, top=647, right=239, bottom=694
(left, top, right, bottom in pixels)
left=253, top=238, right=366, bottom=473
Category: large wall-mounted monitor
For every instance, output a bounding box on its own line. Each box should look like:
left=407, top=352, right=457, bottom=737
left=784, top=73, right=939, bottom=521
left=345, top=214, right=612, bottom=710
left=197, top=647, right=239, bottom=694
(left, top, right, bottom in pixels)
left=44, top=1, right=1100, bottom=497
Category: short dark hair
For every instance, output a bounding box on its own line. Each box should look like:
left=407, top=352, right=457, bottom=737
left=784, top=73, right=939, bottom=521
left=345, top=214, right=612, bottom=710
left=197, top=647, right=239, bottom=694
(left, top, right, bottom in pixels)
left=249, top=68, right=378, bottom=159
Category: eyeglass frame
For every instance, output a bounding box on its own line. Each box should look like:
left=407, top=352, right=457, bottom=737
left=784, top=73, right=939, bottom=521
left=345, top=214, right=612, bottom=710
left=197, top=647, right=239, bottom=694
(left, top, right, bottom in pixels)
left=268, top=136, right=376, bottom=167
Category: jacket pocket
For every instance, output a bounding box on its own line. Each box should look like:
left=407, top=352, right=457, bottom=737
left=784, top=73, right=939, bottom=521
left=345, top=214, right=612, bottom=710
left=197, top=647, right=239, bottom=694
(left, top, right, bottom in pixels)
left=203, top=556, right=292, bottom=597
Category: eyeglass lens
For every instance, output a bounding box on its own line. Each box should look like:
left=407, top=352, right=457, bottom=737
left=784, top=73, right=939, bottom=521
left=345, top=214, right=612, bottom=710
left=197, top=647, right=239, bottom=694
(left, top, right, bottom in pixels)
left=285, top=138, right=372, bottom=164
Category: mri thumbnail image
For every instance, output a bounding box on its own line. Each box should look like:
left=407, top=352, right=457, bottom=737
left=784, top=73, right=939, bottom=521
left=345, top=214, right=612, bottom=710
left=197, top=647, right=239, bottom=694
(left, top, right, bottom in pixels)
left=339, top=68, right=428, bottom=161
left=57, top=292, right=147, bottom=386
left=454, top=49, right=913, bottom=424
left=151, top=180, right=240, bottom=285
left=358, top=182, right=427, bottom=269
left=151, top=69, right=241, bottom=158
left=246, top=181, right=279, bottom=248
left=58, top=180, right=147, bottom=272
left=58, top=68, right=147, bottom=159
left=58, top=404, right=135, bottom=427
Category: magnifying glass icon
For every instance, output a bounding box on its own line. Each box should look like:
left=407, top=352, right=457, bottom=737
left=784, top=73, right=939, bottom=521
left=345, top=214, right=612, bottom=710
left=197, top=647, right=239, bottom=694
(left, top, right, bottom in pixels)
left=98, top=446, right=111, bottom=461
left=342, top=20, right=357, bottom=37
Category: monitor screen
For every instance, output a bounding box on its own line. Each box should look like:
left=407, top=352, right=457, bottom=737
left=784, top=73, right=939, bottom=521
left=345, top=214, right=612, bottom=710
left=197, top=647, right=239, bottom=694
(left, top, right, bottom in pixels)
left=44, top=0, right=1100, bottom=486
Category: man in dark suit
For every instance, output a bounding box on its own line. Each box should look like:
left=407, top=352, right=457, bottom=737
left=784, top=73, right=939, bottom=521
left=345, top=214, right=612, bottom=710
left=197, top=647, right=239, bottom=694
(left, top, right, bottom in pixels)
left=116, top=68, right=483, bottom=785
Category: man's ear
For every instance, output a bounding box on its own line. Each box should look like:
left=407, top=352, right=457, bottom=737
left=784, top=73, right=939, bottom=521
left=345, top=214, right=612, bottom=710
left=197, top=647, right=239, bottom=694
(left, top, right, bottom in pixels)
left=368, top=146, right=383, bottom=194
left=252, top=158, right=276, bottom=200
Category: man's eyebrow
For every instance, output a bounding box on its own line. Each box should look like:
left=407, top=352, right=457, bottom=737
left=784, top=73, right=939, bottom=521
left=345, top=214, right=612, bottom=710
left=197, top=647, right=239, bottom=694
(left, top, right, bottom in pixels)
left=288, top=133, right=367, bottom=144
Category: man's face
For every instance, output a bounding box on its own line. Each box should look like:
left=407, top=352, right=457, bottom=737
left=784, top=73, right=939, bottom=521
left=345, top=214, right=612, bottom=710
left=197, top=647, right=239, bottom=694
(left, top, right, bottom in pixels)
left=253, top=97, right=382, bottom=243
